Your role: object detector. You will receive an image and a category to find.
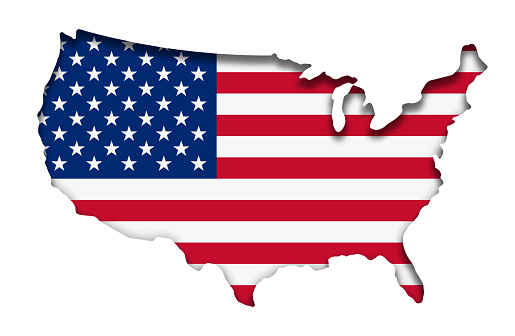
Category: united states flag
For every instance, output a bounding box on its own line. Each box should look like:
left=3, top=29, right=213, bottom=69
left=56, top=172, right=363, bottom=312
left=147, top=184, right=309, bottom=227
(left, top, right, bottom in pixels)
left=38, top=30, right=485, bottom=306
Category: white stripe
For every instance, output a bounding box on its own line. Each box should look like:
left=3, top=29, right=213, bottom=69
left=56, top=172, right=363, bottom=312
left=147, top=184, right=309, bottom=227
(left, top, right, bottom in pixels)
left=217, top=136, right=445, bottom=157
left=394, top=264, right=422, bottom=285
left=217, top=54, right=307, bottom=72
left=52, top=179, right=440, bottom=200
left=103, top=221, right=412, bottom=242
left=188, top=263, right=422, bottom=286
left=458, top=51, right=487, bottom=72
left=200, top=264, right=328, bottom=285
left=217, top=51, right=483, bottom=73
left=217, top=93, right=468, bottom=116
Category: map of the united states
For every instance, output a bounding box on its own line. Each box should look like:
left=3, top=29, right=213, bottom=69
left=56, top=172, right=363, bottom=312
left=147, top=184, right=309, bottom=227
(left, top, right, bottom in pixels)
left=37, top=30, right=486, bottom=306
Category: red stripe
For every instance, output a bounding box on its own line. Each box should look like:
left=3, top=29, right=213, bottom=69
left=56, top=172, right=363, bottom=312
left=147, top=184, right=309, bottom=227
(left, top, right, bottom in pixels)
left=72, top=200, right=429, bottom=221
left=230, top=284, right=424, bottom=306
left=400, top=285, right=424, bottom=303
left=175, top=242, right=412, bottom=264
left=217, top=72, right=480, bottom=94
left=217, top=72, right=356, bottom=93
left=462, top=44, right=477, bottom=51
left=217, top=157, right=440, bottom=179
left=217, top=115, right=456, bottom=136
left=231, top=285, right=256, bottom=306
left=422, top=72, right=482, bottom=94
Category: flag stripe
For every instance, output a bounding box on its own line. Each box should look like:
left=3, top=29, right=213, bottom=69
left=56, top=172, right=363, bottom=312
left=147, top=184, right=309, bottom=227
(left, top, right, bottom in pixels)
left=217, top=93, right=470, bottom=116
left=400, top=285, right=424, bottom=303
left=217, top=54, right=308, bottom=72
left=104, top=221, right=412, bottom=242
left=217, top=158, right=440, bottom=179
left=458, top=51, right=486, bottom=72
left=216, top=47, right=478, bottom=72
left=217, top=115, right=456, bottom=136
left=175, top=242, right=411, bottom=264
left=421, top=71, right=482, bottom=94
left=217, top=72, right=480, bottom=94
left=217, top=136, right=446, bottom=157
left=229, top=284, right=424, bottom=306
left=54, top=179, right=440, bottom=200
left=72, top=200, right=429, bottom=221
left=190, top=263, right=422, bottom=285
left=349, top=72, right=482, bottom=95
left=217, top=72, right=355, bottom=94
left=231, top=285, right=257, bottom=306
left=462, top=45, right=477, bottom=51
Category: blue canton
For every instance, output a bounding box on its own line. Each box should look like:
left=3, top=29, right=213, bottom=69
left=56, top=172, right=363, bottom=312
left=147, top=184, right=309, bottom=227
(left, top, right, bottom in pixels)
left=39, top=30, right=217, bottom=178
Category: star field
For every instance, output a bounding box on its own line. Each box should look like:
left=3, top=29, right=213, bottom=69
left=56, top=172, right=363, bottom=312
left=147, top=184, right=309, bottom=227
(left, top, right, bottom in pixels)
left=39, top=30, right=217, bottom=178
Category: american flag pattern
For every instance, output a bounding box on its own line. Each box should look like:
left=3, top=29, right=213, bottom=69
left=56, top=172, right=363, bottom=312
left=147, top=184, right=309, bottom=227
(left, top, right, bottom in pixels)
left=38, top=30, right=486, bottom=306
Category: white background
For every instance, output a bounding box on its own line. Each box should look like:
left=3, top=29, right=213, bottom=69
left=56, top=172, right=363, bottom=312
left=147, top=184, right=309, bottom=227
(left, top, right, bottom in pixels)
left=1, top=1, right=514, bottom=335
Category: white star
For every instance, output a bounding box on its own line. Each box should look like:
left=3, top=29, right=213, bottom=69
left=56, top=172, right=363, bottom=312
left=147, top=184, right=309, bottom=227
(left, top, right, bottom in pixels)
left=87, top=156, right=102, bottom=171
left=43, top=146, right=49, bottom=155
left=52, top=126, right=66, bottom=141
left=52, top=96, right=66, bottom=111
left=122, top=126, right=136, bottom=140
left=69, top=81, right=84, bottom=96
left=156, top=96, right=171, bottom=111
left=174, top=51, right=188, bottom=66
left=174, top=81, right=189, bottom=96
left=139, top=111, right=154, bottom=126
left=43, top=86, right=49, bottom=96
left=122, top=67, right=136, bottom=81
left=159, top=47, right=169, bottom=51
left=38, top=112, right=49, bottom=125
left=139, top=52, right=154, bottom=66
left=156, top=156, right=171, bottom=171
left=104, top=141, right=119, bottom=155
left=122, top=156, right=137, bottom=171
left=191, top=96, right=206, bottom=111
left=87, top=36, right=101, bottom=51
left=104, top=81, right=119, bottom=96
left=192, top=66, right=206, bottom=81
left=105, top=52, right=119, bottom=66
left=87, top=66, right=101, bottom=81
left=121, top=97, right=136, bottom=111
left=87, top=96, right=101, bottom=111
left=191, top=126, right=206, bottom=141
left=60, top=40, right=66, bottom=51
left=70, top=52, right=84, bottom=66
left=53, top=67, right=66, bottom=81
left=87, top=126, right=101, bottom=141
left=122, top=41, right=135, bottom=51
left=191, top=156, right=206, bottom=171
left=69, top=111, right=84, bottom=125
left=174, top=111, right=189, bottom=126
left=52, top=156, right=66, bottom=170
left=139, top=141, right=154, bottom=156
left=105, top=111, right=119, bottom=125
left=156, top=126, right=171, bottom=140
left=174, top=141, right=189, bottom=156
left=139, top=81, right=154, bottom=96
left=69, top=141, right=84, bottom=156
left=157, top=66, right=171, bottom=81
